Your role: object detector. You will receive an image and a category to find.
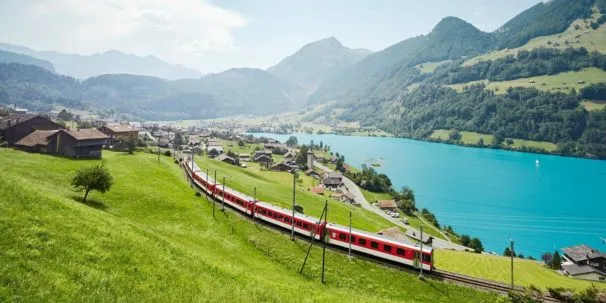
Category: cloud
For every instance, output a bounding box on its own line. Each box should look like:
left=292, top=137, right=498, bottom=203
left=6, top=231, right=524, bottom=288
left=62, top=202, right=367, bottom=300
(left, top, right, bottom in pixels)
left=0, top=0, right=247, bottom=69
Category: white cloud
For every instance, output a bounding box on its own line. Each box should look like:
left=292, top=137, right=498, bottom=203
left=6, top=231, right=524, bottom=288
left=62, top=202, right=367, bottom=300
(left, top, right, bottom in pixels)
left=0, top=0, right=247, bottom=71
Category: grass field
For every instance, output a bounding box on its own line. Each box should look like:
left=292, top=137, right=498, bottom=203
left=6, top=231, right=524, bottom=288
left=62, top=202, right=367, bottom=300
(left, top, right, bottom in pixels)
left=0, top=148, right=501, bottom=302
left=464, top=12, right=606, bottom=66
left=435, top=250, right=604, bottom=291
left=429, top=130, right=557, bottom=152
left=581, top=99, right=606, bottom=111
left=447, top=68, right=606, bottom=95
left=415, top=60, right=451, bottom=74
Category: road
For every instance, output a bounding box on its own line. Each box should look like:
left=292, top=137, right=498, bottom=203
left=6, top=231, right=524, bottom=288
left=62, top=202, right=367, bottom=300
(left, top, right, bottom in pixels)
left=314, top=161, right=470, bottom=251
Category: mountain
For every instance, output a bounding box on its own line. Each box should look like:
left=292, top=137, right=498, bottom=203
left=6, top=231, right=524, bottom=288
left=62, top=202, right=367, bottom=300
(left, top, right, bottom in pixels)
left=308, top=17, right=492, bottom=104
left=174, top=68, right=296, bottom=116
left=0, top=43, right=202, bottom=80
left=0, top=63, right=292, bottom=120
left=268, top=37, right=371, bottom=101
left=493, top=0, right=594, bottom=49
left=0, top=50, right=55, bottom=72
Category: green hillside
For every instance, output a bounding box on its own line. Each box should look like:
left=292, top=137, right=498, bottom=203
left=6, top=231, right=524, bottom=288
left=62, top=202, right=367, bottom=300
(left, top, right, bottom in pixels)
left=0, top=149, right=498, bottom=302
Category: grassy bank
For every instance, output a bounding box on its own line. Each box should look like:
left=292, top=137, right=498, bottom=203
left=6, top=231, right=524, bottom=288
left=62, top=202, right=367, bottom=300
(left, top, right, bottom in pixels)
left=0, top=148, right=499, bottom=302
left=436, top=250, right=604, bottom=291
left=429, top=129, right=558, bottom=152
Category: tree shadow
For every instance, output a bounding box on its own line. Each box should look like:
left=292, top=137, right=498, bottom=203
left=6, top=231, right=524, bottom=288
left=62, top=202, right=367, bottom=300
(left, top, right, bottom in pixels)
left=70, top=195, right=108, bottom=211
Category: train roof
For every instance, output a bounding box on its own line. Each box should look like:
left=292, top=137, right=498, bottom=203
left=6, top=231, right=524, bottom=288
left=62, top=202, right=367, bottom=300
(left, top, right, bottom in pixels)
left=255, top=201, right=323, bottom=223
left=326, top=223, right=432, bottom=253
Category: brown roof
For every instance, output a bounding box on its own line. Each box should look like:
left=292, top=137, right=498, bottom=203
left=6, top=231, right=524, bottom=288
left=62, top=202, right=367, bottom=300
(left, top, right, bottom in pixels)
left=63, top=128, right=108, bottom=140
left=377, top=200, right=398, bottom=209
left=0, top=114, right=40, bottom=130
left=331, top=192, right=344, bottom=198
left=309, top=187, right=324, bottom=194
left=562, top=245, right=605, bottom=263
left=14, top=130, right=58, bottom=147
left=103, top=124, right=140, bottom=133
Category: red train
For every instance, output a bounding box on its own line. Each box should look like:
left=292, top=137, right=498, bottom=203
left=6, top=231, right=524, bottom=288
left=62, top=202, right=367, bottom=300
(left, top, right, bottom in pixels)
left=185, top=161, right=433, bottom=271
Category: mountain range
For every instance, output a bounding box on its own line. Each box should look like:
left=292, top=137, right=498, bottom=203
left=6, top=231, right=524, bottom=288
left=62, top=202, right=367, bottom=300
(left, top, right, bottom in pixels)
left=0, top=0, right=605, bottom=156
left=0, top=43, right=202, bottom=80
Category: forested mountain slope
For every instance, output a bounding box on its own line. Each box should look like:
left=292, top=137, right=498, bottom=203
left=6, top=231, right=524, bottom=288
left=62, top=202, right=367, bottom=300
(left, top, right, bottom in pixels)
left=0, top=50, right=55, bottom=72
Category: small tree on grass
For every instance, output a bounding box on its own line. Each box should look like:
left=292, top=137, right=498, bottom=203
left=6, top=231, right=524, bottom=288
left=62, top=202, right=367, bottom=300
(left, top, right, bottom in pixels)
left=125, top=137, right=137, bottom=155
left=552, top=251, right=562, bottom=270
left=72, top=165, right=114, bottom=203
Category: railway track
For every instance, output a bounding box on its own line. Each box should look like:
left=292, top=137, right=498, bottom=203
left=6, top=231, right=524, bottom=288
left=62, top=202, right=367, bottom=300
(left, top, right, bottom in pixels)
left=182, top=163, right=559, bottom=302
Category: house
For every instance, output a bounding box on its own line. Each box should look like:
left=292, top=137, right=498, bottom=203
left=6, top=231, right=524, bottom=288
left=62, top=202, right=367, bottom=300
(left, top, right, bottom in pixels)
left=15, top=128, right=108, bottom=158
left=0, top=114, right=63, bottom=145
left=254, top=150, right=272, bottom=158
left=264, top=143, right=287, bottom=150
left=239, top=153, right=251, bottom=162
left=284, top=150, right=297, bottom=160
left=305, top=169, right=321, bottom=179
left=217, top=154, right=237, bottom=165
left=14, top=107, right=28, bottom=114
left=271, top=161, right=298, bottom=172
left=330, top=192, right=344, bottom=200
left=50, top=129, right=108, bottom=158
left=561, top=245, right=606, bottom=281
left=253, top=154, right=272, bottom=165
left=377, top=200, right=398, bottom=211
left=343, top=192, right=356, bottom=204
left=99, top=123, right=140, bottom=144
left=322, top=172, right=343, bottom=189
left=309, top=187, right=324, bottom=195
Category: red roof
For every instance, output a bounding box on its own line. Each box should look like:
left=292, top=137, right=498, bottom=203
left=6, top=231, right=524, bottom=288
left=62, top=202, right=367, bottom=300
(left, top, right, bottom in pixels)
left=377, top=200, right=397, bottom=209
left=309, top=187, right=324, bottom=194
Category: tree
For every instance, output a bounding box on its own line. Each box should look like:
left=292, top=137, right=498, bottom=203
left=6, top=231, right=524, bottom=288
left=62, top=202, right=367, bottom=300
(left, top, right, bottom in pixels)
left=71, top=164, right=113, bottom=203
left=286, top=136, right=298, bottom=147
left=209, top=148, right=219, bottom=158
left=237, top=140, right=245, bottom=147
left=469, top=238, right=484, bottom=253
left=552, top=251, right=562, bottom=270
left=125, top=136, right=137, bottom=155
left=504, top=247, right=516, bottom=257
left=57, top=109, right=74, bottom=121
left=541, top=252, right=553, bottom=266
left=449, top=129, right=462, bottom=141
left=173, top=132, right=184, bottom=148
left=460, top=235, right=471, bottom=247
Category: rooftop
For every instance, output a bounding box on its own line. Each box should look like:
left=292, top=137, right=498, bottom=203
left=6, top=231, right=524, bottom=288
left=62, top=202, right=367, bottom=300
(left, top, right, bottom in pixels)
left=562, top=264, right=606, bottom=276
left=0, top=114, right=38, bottom=130
left=324, top=172, right=343, bottom=179
left=562, top=244, right=605, bottom=263
left=63, top=128, right=108, bottom=140
left=309, top=187, right=324, bottom=194
left=377, top=200, right=398, bottom=209
left=103, top=124, right=141, bottom=133
left=14, top=130, right=58, bottom=147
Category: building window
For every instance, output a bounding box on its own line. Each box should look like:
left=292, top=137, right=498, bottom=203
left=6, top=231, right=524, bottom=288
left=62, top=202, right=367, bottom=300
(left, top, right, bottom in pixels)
left=383, top=244, right=392, bottom=253
left=371, top=241, right=379, bottom=249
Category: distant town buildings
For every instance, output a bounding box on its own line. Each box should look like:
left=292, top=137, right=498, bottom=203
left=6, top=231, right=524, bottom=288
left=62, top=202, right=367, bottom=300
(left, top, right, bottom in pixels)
left=99, top=123, right=140, bottom=145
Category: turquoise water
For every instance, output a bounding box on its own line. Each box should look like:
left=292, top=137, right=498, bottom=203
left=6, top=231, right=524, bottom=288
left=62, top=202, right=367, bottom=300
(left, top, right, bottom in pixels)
left=254, top=133, right=606, bottom=258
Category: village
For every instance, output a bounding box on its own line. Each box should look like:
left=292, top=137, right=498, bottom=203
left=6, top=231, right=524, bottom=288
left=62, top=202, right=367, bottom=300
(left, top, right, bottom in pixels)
left=1, top=106, right=605, bottom=284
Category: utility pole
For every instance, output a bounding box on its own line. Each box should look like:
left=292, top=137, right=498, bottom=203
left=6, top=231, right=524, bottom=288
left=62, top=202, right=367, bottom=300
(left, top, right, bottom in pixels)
left=253, top=186, right=261, bottom=224
left=419, top=225, right=424, bottom=279
left=222, top=176, right=226, bottom=211
left=291, top=171, right=296, bottom=241
left=321, top=200, right=328, bottom=284
left=510, top=239, right=515, bottom=289
left=206, top=168, right=209, bottom=200
left=348, top=210, right=352, bottom=258
left=213, top=170, right=217, bottom=218
left=157, top=143, right=160, bottom=163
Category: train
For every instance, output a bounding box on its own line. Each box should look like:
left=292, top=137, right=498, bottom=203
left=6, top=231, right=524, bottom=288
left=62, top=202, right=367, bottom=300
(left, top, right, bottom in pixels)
left=184, top=160, right=433, bottom=271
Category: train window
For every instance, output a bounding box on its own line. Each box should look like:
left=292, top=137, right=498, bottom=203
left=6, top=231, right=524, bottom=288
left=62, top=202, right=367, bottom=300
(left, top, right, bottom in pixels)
left=397, top=248, right=405, bottom=256
left=303, top=223, right=309, bottom=230
left=422, top=253, right=432, bottom=263
left=359, top=238, right=366, bottom=246
left=370, top=241, right=379, bottom=249
left=338, top=233, right=346, bottom=241
left=383, top=244, right=392, bottom=253
left=350, top=235, right=356, bottom=243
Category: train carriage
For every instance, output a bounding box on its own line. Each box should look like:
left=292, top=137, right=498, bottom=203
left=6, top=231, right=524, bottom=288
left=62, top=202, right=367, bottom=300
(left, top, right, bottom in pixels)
left=253, top=202, right=324, bottom=240
left=325, top=223, right=433, bottom=270
left=213, top=184, right=254, bottom=215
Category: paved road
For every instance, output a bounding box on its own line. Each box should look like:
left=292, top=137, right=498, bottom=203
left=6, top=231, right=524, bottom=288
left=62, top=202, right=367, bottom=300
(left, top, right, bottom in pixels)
left=314, top=161, right=470, bottom=251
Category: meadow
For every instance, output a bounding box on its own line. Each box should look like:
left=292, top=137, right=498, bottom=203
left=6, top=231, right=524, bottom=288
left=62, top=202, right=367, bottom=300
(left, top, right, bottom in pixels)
left=436, top=250, right=603, bottom=291
left=429, top=130, right=557, bottom=152
left=0, top=148, right=500, bottom=302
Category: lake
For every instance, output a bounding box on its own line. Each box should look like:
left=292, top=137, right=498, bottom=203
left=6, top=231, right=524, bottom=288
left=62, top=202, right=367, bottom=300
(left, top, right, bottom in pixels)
left=253, top=133, right=606, bottom=258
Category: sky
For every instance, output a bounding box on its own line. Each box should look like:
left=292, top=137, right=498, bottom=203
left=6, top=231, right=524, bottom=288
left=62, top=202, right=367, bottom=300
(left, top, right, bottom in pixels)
left=0, top=0, right=545, bottom=74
